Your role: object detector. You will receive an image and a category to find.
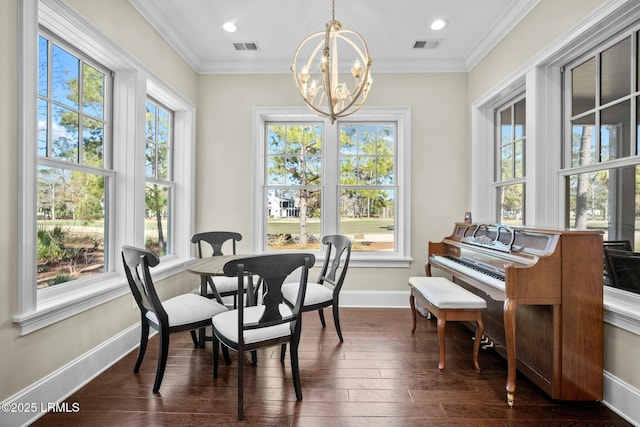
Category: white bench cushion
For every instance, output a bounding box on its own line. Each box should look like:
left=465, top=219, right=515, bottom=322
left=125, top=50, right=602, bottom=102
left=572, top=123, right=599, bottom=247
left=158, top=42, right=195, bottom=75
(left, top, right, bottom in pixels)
left=409, top=277, right=486, bottom=310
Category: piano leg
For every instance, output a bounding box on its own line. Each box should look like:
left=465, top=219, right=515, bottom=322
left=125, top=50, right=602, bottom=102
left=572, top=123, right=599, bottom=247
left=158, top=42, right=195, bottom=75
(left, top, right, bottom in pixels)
left=504, top=297, right=517, bottom=407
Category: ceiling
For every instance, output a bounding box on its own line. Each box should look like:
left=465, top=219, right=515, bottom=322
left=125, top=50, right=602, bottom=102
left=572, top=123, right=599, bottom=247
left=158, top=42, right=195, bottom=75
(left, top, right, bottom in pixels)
left=129, top=0, right=540, bottom=74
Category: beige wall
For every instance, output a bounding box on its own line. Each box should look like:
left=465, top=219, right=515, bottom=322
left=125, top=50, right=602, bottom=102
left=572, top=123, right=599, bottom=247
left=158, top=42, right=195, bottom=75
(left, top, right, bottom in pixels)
left=469, top=0, right=606, bottom=101
left=0, top=0, right=199, bottom=401
left=467, top=0, right=640, bottom=391
left=194, top=72, right=470, bottom=291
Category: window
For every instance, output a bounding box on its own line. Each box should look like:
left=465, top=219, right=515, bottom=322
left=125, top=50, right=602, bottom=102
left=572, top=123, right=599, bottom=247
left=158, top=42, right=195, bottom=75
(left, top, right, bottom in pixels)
left=255, top=107, right=411, bottom=266
left=563, top=31, right=640, bottom=249
left=36, top=30, right=112, bottom=290
left=145, top=98, right=174, bottom=256
left=17, top=1, right=195, bottom=334
left=495, top=97, right=526, bottom=226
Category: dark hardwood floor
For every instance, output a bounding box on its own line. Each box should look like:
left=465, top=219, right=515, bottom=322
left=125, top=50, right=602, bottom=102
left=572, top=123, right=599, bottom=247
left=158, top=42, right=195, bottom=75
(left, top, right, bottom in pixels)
left=33, top=308, right=632, bottom=426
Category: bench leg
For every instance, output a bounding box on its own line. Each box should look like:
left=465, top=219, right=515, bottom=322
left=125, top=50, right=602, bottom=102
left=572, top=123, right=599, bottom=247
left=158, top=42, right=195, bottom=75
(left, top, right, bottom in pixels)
left=437, top=316, right=446, bottom=370
left=473, top=313, right=484, bottom=373
left=410, top=293, right=417, bottom=333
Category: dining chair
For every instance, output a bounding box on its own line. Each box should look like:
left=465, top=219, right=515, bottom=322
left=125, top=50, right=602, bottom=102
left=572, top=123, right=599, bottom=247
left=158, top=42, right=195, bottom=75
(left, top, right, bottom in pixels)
left=605, top=247, right=640, bottom=294
left=211, top=253, right=315, bottom=420
left=122, top=245, right=228, bottom=393
left=281, top=234, right=351, bottom=342
left=603, top=240, right=632, bottom=286
left=191, top=231, right=259, bottom=307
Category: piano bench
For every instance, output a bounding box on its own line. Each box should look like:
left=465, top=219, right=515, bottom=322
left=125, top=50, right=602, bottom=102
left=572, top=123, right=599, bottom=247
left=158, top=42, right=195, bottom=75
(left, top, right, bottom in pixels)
left=408, top=276, right=486, bottom=372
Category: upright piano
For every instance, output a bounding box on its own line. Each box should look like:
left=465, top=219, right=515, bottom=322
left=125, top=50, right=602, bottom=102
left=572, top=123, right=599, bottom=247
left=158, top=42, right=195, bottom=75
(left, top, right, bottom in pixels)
left=427, top=223, right=603, bottom=406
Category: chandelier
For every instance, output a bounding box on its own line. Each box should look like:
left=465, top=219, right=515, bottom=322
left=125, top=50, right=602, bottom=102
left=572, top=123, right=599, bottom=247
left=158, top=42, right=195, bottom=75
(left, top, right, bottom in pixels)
left=291, top=0, right=372, bottom=123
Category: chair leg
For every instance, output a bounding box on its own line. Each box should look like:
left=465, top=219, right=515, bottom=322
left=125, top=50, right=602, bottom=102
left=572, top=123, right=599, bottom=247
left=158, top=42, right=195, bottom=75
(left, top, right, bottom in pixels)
left=153, top=328, right=170, bottom=393
left=290, top=338, right=303, bottom=401
left=190, top=330, right=199, bottom=347
left=318, top=308, right=326, bottom=327
left=251, top=350, right=257, bottom=365
left=237, top=347, right=244, bottom=420
left=134, top=321, right=149, bottom=373
left=198, top=327, right=206, bottom=348
left=280, top=343, right=287, bottom=363
left=212, top=338, right=219, bottom=379
left=332, top=303, right=343, bottom=342
left=222, top=346, right=232, bottom=365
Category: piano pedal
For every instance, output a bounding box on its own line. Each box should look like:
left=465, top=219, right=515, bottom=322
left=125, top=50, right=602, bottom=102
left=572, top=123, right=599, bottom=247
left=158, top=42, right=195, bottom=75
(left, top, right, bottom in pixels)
left=479, top=335, right=494, bottom=350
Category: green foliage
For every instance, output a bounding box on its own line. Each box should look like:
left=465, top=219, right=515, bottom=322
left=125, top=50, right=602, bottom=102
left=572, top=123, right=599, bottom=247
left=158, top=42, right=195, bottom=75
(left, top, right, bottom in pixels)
left=53, top=271, right=71, bottom=285
left=37, top=226, right=68, bottom=264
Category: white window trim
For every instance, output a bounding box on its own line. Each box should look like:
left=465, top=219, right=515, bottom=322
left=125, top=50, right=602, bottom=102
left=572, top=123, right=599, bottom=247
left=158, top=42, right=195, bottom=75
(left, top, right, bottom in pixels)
left=471, top=0, right=640, bottom=334
left=15, top=0, right=195, bottom=335
left=252, top=106, right=412, bottom=267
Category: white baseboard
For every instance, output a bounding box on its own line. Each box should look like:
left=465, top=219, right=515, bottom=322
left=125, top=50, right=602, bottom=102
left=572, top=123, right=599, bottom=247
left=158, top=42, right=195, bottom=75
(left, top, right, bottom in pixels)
left=603, top=370, right=640, bottom=426
left=1, top=324, right=141, bottom=427
left=3, top=291, right=639, bottom=427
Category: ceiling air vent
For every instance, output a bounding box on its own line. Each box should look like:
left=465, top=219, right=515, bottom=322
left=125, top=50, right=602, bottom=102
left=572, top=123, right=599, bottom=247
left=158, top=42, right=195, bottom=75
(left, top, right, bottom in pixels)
left=413, top=39, right=442, bottom=49
left=233, top=42, right=260, bottom=51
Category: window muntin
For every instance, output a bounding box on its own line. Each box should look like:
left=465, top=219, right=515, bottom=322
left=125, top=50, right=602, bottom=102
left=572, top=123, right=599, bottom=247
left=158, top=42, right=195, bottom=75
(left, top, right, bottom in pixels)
left=145, top=99, right=174, bottom=256
left=495, top=97, right=525, bottom=226
left=36, top=31, right=111, bottom=289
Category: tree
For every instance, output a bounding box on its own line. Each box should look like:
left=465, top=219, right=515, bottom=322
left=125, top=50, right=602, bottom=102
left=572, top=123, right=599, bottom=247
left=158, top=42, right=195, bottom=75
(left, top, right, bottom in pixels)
left=267, top=124, right=321, bottom=247
left=575, top=126, right=592, bottom=228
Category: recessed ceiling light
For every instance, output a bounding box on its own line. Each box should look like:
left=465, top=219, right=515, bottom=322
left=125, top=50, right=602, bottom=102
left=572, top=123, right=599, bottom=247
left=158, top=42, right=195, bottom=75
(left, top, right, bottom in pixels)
left=430, top=18, right=448, bottom=31
left=223, top=22, right=237, bottom=33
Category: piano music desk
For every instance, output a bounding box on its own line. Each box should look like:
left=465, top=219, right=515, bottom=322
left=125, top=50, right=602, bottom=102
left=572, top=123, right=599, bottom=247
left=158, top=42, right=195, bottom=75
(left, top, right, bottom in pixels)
left=409, top=276, right=487, bottom=372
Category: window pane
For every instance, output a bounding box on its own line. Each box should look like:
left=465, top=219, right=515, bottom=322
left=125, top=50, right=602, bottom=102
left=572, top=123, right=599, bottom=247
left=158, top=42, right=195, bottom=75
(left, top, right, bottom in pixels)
left=514, top=98, right=525, bottom=138
left=145, top=183, right=171, bottom=256
left=82, top=116, right=103, bottom=167
left=339, top=188, right=395, bottom=252
left=500, top=144, right=513, bottom=180
left=500, top=107, right=512, bottom=143
left=498, top=183, right=524, bottom=226
left=572, top=57, right=596, bottom=116
left=82, top=63, right=105, bottom=119
left=515, top=140, right=524, bottom=178
left=37, top=166, right=106, bottom=288
left=146, top=101, right=156, bottom=140
left=600, top=37, right=631, bottom=105
left=339, top=123, right=395, bottom=185
left=52, top=44, right=79, bottom=109
left=600, top=100, right=630, bottom=161
left=38, top=99, right=48, bottom=156
left=266, top=189, right=321, bottom=250
left=572, top=114, right=596, bottom=167
left=38, top=35, right=48, bottom=97
left=52, top=104, right=79, bottom=162
left=567, top=166, right=639, bottom=247
left=267, top=124, right=322, bottom=187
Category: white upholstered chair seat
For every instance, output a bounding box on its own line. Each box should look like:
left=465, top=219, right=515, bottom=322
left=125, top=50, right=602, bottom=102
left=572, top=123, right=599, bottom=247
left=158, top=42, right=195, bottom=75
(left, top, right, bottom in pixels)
left=212, top=304, right=293, bottom=344
left=282, top=282, right=332, bottom=307
left=146, top=293, right=227, bottom=327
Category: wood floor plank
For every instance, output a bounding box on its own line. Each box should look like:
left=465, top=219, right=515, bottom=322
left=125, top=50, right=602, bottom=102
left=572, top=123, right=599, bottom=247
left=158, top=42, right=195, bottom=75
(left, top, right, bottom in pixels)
left=32, top=307, right=632, bottom=426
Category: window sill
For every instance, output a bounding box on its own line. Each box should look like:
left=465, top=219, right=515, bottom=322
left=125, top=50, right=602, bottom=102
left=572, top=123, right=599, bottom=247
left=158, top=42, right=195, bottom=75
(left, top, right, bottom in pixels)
left=604, top=286, right=640, bottom=336
left=13, top=256, right=188, bottom=336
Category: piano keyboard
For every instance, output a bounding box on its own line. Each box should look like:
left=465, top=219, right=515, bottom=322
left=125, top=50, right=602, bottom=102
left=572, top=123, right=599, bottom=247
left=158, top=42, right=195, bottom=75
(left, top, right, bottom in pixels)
left=430, top=255, right=506, bottom=292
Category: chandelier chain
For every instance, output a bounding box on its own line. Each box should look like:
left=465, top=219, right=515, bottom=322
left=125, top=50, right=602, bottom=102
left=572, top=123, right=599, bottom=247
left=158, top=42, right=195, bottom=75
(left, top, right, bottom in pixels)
left=331, top=0, right=335, bottom=21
